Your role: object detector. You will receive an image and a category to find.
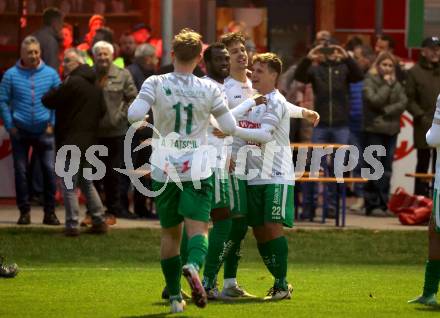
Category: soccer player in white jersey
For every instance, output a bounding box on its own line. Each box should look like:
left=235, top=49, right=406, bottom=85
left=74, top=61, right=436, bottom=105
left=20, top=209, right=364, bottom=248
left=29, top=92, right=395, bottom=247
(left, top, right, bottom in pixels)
left=127, top=29, right=238, bottom=313
left=201, top=42, right=265, bottom=299
left=216, top=32, right=257, bottom=299
left=409, top=94, right=440, bottom=306
left=233, top=53, right=319, bottom=300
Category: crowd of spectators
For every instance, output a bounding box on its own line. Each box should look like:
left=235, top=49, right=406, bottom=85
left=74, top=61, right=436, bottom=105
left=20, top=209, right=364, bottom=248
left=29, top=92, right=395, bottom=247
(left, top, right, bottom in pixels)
left=0, top=7, right=440, bottom=231
left=283, top=30, right=440, bottom=220
left=0, top=8, right=160, bottom=230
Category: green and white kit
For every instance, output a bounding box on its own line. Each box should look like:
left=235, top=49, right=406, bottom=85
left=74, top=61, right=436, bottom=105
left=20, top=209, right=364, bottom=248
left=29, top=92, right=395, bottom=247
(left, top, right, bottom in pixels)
left=244, top=89, right=296, bottom=227
left=224, top=76, right=255, bottom=216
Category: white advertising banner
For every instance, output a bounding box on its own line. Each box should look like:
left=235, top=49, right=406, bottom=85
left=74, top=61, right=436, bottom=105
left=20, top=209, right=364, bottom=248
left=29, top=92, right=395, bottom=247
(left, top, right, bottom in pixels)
left=391, top=112, right=417, bottom=194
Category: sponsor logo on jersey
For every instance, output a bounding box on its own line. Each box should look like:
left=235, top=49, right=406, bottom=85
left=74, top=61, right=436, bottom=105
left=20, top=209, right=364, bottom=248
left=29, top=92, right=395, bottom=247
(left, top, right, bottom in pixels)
left=234, top=95, right=242, bottom=99
left=238, top=120, right=262, bottom=146
left=238, top=120, right=260, bottom=129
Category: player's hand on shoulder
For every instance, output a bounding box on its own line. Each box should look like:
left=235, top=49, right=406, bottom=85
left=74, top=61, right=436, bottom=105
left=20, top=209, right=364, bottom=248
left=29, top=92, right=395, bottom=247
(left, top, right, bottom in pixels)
left=213, top=128, right=229, bottom=138
left=253, top=94, right=267, bottom=105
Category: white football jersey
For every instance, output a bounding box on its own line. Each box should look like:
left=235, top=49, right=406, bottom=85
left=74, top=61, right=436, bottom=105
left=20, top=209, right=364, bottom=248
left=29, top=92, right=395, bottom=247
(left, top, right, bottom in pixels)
left=433, top=95, right=440, bottom=190
left=223, top=76, right=255, bottom=158
left=138, top=72, right=229, bottom=182
left=203, top=76, right=232, bottom=171
left=243, top=89, right=295, bottom=185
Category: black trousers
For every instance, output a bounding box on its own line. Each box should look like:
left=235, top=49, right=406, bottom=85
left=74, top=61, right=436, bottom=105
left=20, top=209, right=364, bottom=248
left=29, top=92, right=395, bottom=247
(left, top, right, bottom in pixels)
left=414, top=148, right=437, bottom=196
left=363, top=132, right=397, bottom=212
left=96, top=136, right=124, bottom=215
left=119, top=131, right=152, bottom=216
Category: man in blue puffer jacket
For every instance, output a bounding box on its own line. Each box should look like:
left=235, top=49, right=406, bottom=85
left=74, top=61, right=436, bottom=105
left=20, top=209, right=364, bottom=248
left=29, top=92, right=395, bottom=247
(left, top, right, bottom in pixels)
left=0, top=36, right=61, bottom=225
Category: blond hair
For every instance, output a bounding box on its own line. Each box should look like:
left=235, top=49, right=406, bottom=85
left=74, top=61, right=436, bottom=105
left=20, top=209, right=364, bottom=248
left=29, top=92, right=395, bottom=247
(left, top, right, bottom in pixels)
left=172, top=28, right=202, bottom=63
left=369, top=51, right=397, bottom=76
left=253, top=52, right=283, bottom=76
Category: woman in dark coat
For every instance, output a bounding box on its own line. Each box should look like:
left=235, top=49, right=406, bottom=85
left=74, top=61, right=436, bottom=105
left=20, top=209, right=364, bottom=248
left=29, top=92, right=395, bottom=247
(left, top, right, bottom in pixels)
left=362, top=52, right=408, bottom=215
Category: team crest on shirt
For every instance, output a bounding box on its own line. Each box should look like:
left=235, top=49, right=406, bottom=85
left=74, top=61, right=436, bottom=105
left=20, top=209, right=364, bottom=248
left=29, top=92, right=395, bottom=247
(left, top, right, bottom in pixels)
left=181, top=160, right=190, bottom=173
left=164, top=87, right=172, bottom=96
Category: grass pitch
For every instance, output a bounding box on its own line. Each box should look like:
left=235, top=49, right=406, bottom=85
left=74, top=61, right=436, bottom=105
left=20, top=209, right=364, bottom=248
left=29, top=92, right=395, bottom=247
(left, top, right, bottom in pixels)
left=0, top=227, right=439, bottom=317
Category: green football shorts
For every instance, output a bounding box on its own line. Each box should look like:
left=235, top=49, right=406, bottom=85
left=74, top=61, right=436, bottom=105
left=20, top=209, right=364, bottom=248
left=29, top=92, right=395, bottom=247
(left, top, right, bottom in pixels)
left=247, top=183, right=295, bottom=228
left=228, top=174, right=248, bottom=217
left=212, top=168, right=230, bottom=210
left=152, top=177, right=213, bottom=228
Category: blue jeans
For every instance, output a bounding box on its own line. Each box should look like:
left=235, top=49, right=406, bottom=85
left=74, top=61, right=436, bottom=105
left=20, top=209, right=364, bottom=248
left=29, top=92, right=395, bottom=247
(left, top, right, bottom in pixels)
left=61, top=153, right=104, bottom=229
left=29, top=153, right=44, bottom=198
left=303, top=125, right=350, bottom=211
left=10, top=129, right=56, bottom=214
left=363, top=132, right=397, bottom=212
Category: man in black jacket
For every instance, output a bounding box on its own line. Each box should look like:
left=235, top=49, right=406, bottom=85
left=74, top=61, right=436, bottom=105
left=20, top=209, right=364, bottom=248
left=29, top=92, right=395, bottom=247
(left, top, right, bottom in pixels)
left=42, top=48, right=108, bottom=236
left=406, top=37, right=440, bottom=196
left=294, top=40, right=364, bottom=220
left=124, top=43, right=157, bottom=219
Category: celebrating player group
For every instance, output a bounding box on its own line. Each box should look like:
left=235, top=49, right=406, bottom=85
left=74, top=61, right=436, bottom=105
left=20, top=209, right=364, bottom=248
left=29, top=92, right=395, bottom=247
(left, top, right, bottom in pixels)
left=128, top=28, right=320, bottom=313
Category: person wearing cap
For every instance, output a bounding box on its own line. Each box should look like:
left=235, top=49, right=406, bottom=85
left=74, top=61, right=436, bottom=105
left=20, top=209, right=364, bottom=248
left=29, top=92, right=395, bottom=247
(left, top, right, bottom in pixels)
left=406, top=36, right=440, bottom=197
left=77, top=14, right=105, bottom=52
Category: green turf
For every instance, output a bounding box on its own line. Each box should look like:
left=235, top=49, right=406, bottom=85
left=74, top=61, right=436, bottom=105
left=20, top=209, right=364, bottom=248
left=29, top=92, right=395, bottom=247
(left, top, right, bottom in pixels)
left=0, top=228, right=438, bottom=317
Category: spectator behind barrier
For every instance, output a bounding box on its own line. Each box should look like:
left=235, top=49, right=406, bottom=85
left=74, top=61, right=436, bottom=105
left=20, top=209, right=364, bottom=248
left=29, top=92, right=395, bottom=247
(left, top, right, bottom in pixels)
left=42, top=48, right=108, bottom=236
left=294, top=37, right=364, bottom=221
left=0, top=36, right=61, bottom=226
left=362, top=52, right=407, bottom=216
left=406, top=36, right=440, bottom=196
left=92, top=40, right=138, bottom=222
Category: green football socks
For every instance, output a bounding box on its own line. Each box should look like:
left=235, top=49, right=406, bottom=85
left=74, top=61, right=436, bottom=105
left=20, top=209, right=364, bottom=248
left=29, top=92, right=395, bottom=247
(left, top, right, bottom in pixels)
left=186, top=234, right=209, bottom=271
left=223, top=217, right=248, bottom=279
left=257, top=236, right=289, bottom=290
left=203, top=218, right=232, bottom=288
left=423, top=259, right=440, bottom=296
left=161, top=255, right=182, bottom=298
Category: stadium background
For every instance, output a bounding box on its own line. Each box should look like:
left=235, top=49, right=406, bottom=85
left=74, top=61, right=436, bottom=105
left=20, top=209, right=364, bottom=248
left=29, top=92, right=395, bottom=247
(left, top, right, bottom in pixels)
left=1, top=0, right=439, bottom=196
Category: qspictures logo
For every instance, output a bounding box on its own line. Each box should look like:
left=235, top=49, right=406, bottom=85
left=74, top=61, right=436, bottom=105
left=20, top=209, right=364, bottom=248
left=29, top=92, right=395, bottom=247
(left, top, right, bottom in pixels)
left=54, top=122, right=387, bottom=198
